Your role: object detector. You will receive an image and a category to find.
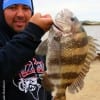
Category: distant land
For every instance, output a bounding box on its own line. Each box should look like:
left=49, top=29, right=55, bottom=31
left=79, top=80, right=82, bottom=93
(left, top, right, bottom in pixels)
left=81, top=20, right=100, bottom=25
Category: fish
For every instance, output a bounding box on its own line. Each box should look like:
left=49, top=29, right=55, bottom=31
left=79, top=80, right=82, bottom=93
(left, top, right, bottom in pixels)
left=35, top=9, right=97, bottom=100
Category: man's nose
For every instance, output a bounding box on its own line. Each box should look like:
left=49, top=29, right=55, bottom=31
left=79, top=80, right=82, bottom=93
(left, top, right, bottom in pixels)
left=16, top=9, right=25, bottom=17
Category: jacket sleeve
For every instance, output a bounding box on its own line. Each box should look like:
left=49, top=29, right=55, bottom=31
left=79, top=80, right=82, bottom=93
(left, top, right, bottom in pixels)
left=0, top=22, right=44, bottom=79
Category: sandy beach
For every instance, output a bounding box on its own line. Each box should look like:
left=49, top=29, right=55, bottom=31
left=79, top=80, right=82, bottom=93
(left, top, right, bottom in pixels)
left=66, top=56, right=100, bottom=100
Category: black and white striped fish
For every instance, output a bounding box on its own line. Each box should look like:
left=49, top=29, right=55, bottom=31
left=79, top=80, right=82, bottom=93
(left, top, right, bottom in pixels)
left=35, top=9, right=97, bottom=100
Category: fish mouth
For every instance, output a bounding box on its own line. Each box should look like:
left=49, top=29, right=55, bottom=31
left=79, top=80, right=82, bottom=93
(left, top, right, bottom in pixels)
left=53, top=23, right=71, bottom=33
left=53, top=23, right=63, bottom=32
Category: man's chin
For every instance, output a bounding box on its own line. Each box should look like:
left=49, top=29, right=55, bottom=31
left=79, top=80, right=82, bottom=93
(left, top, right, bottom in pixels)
left=14, top=27, right=25, bottom=32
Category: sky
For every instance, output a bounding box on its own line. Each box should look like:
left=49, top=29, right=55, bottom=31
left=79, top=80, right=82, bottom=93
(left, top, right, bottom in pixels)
left=33, top=0, right=100, bottom=21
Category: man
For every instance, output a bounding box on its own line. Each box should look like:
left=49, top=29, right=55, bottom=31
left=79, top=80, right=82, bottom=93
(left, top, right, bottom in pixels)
left=0, top=0, right=53, bottom=100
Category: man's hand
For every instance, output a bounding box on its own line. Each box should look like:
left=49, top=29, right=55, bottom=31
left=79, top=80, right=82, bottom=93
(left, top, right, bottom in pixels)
left=29, top=13, right=53, bottom=32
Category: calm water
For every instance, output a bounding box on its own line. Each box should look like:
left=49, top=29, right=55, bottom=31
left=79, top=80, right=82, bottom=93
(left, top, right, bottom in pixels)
left=83, top=25, right=100, bottom=41
left=83, top=25, right=100, bottom=53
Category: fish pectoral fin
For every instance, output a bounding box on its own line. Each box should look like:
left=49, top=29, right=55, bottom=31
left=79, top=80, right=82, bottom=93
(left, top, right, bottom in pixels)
left=35, top=39, right=48, bottom=56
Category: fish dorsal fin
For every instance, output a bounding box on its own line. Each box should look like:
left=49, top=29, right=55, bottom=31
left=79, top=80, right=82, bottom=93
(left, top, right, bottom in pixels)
left=35, top=39, right=48, bottom=56
left=68, top=36, right=97, bottom=93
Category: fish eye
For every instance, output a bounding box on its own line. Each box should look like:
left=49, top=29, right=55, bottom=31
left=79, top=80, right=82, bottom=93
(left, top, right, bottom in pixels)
left=71, top=17, right=75, bottom=21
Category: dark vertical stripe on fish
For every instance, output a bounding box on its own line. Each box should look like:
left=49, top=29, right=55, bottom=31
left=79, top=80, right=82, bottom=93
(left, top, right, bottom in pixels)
left=48, top=54, right=87, bottom=65
left=48, top=72, right=79, bottom=79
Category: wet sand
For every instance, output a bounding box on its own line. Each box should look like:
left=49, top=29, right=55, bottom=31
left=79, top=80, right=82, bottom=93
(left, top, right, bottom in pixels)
left=66, top=57, right=100, bottom=100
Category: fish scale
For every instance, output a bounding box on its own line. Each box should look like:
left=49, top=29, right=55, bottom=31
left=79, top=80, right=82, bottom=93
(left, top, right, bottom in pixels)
left=35, top=9, right=97, bottom=100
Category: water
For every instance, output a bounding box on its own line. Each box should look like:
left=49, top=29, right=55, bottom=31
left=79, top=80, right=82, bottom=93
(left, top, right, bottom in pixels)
left=83, top=25, right=100, bottom=53
left=83, top=25, right=100, bottom=41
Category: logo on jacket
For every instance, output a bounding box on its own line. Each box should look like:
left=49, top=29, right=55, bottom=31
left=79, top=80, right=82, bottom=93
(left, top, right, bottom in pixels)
left=12, top=57, right=45, bottom=99
left=18, top=77, right=41, bottom=100
left=19, top=58, right=45, bottom=78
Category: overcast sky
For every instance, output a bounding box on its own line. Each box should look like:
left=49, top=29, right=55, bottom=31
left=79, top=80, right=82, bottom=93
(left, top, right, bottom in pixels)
left=33, top=0, right=100, bottom=21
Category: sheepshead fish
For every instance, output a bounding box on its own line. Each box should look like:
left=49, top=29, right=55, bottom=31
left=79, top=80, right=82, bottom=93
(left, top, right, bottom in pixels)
left=35, top=9, right=97, bottom=100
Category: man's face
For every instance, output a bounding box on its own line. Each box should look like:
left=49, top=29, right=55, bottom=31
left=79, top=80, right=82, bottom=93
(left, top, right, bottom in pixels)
left=4, top=4, right=32, bottom=32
